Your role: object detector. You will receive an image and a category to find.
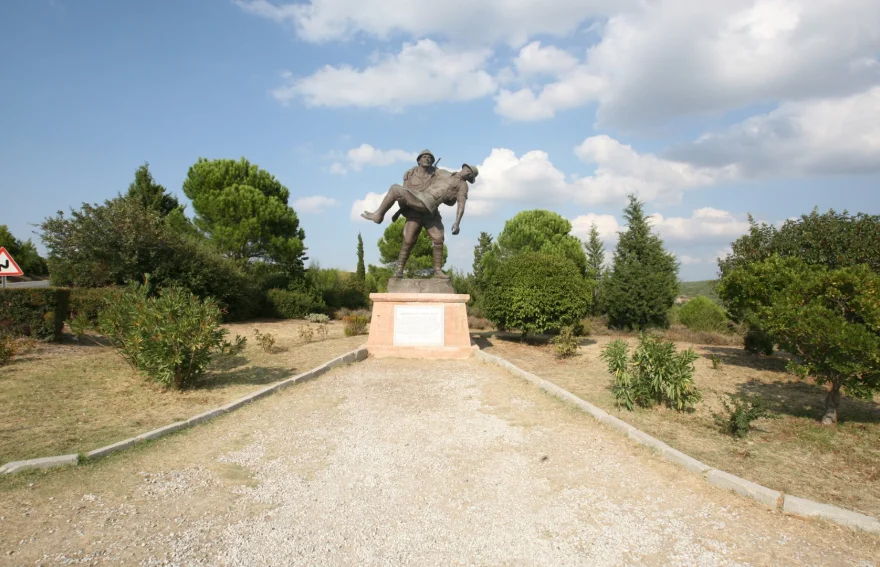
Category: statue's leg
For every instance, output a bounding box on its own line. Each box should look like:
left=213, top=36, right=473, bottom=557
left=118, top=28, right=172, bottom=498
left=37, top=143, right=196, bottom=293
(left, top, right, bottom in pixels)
left=394, top=218, right=422, bottom=278
left=361, top=184, right=405, bottom=224
left=425, top=217, right=449, bottom=279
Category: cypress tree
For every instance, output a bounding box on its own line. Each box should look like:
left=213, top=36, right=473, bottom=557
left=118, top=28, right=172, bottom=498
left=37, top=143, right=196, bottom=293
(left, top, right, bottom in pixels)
left=583, top=223, right=605, bottom=314
left=356, top=233, right=366, bottom=282
left=604, top=195, right=679, bottom=330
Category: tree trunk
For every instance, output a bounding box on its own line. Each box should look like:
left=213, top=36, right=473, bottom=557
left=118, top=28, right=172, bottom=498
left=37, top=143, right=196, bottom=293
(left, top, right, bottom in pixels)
left=821, top=380, right=842, bottom=425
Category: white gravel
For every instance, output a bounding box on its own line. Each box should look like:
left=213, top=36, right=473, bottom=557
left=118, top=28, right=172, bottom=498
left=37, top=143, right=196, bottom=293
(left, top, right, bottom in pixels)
left=4, top=358, right=878, bottom=566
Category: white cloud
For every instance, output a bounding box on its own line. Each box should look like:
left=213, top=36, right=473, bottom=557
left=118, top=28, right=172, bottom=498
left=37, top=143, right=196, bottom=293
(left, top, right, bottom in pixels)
left=331, top=144, right=415, bottom=174
left=514, top=42, right=580, bottom=77
left=350, top=192, right=397, bottom=222
left=272, top=40, right=497, bottom=109
left=667, top=87, right=880, bottom=176
left=495, top=67, right=607, bottom=121
left=236, top=0, right=629, bottom=46
left=293, top=195, right=339, bottom=213
left=648, top=207, right=754, bottom=243
left=570, top=213, right=620, bottom=242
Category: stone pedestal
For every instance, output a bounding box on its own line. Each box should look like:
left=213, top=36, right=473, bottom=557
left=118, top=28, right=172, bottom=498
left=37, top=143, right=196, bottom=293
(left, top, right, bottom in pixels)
left=366, top=292, right=472, bottom=359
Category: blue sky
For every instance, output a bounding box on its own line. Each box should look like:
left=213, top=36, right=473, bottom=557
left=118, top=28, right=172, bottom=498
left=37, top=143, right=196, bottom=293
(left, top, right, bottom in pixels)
left=2, top=0, right=878, bottom=281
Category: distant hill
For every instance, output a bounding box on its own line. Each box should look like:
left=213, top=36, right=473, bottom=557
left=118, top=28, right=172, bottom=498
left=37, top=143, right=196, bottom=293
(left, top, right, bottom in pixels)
left=679, top=280, right=720, bottom=303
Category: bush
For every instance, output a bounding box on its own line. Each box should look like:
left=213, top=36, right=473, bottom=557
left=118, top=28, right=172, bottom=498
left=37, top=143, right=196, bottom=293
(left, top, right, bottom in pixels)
left=69, top=287, right=123, bottom=324
left=679, top=296, right=728, bottom=332
left=253, top=329, right=277, bottom=353
left=298, top=325, right=315, bottom=343
left=482, top=252, right=592, bottom=336
left=0, top=288, right=69, bottom=341
left=266, top=288, right=326, bottom=319
left=0, top=334, right=19, bottom=366
left=96, top=282, right=246, bottom=389
left=306, top=313, right=330, bottom=324
left=713, top=393, right=768, bottom=438
left=600, top=333, right=701, bottom=411
left=467, top=315, right=491, bottom=330
left=552, top=326, right=579, bottom=358
left=343, top=314, right=370, bottom=336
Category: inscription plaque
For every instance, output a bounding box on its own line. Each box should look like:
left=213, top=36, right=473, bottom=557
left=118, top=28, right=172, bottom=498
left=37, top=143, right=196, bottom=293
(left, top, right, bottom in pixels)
left=393, top=304, right=444, bottom=346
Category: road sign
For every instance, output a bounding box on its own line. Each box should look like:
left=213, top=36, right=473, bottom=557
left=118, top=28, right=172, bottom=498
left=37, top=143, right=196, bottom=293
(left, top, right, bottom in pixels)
left=0, top=247, right=24, bottom=276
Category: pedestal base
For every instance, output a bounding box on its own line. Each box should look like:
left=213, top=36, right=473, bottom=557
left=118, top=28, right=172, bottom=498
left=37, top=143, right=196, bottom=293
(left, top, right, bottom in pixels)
left=366, top=293, right=472, bottom=359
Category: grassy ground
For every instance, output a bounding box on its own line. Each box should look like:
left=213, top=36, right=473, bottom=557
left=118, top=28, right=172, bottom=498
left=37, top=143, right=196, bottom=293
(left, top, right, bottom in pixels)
left=0, top=320, right=366, bottom=464
left=475, top=331, right=880, bottom=518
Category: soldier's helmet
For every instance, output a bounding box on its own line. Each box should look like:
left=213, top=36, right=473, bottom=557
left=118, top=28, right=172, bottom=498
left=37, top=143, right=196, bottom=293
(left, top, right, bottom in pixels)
left=417, top=149, right=435, bottom=164
left=462, top=164, right=479, bottom=182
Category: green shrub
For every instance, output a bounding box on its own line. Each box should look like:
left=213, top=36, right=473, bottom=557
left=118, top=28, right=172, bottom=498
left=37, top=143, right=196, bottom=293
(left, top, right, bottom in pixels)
left=552, top=326, right=579, bottom=358
left=306, top=313, right=330, bottom=324
left=266, top=288, right=326, bottom=319
left=69, top=287, right=123, bottom=324
left=96, top=282, right=246, bottom=389
left=0, top=288, right=69, bottom=341
left=343, top=314, right=370, bottom=336
left=679, top=296, right=728, bottom=332
left=482, top=252, right=592, bottom=336
left=713, top=393, right=768, bottom=438
left=708, top=354, right=722, bottom=370
left=600, top=333, right=701, bottom=411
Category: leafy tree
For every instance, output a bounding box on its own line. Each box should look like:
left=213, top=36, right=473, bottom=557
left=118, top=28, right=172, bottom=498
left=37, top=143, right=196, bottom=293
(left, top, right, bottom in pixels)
left=603, top=195, right=679, bottom=330
left=377, top=217, right=447, bottom=278
left=719, top=208, right=880, bottom=279
left=365, top=264, right=393, bottom=293
left=182, top=157, right=307, bottom=273
left=482, top=252, right=593, bottom=336
left=356, top=233, right=366, bottom=282
left=125, top=162, right=181, bottom=217
left=583, top=222, right=605, bottom=314
left=718, top=256, right=880, bottom=424
left=38, top=168, right=262, bottom=320
left=0, top=225, right=48, bottom=275
left=678, top=296, right=728, bottom=332
left=488, top=210, right=587, bottom=275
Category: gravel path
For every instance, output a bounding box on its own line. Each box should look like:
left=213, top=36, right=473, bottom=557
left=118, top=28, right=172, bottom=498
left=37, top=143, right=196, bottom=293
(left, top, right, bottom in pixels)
left=2, top=358, right=878, bottom=566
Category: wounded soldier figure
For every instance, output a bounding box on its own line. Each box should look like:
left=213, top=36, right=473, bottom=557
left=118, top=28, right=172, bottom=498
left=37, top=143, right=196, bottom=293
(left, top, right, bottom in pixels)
left=361, top=162, right=478, bottom=279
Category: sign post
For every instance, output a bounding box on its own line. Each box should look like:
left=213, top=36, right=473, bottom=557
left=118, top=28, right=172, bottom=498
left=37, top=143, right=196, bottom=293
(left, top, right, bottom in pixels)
left=0, top=247, right=25, bottom=288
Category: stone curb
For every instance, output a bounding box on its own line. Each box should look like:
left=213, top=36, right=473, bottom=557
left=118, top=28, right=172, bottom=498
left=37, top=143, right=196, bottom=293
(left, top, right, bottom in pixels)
left=474, top=349, right=880, bottom=535
left=1, top=346, right=369, bottom=475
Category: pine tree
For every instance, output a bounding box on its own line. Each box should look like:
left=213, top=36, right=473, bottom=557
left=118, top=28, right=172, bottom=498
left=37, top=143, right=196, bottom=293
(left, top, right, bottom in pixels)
left=126, top=163, right=180, bottom=217
left=583, top=223, right=605, bottom=314
left=356, top=233, right=366, bottom=282
left=472, top=232, right=493, bottom=284
left=604, top=195, right=679, bottom=330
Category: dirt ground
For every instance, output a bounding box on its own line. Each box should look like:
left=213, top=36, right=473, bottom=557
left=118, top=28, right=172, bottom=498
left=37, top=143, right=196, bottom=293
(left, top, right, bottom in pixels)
left=0, top=319, right=366, bottom=464
left=475, top=332, right=880, bottom=519
left=0, top=358, right=877, bottom=566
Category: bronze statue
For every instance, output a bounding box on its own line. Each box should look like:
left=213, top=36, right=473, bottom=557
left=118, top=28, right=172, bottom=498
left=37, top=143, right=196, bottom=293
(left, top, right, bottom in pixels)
left=361, top=150, right=478, bottom=279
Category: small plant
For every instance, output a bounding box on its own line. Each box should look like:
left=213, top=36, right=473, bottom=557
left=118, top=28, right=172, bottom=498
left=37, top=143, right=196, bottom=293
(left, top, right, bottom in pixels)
left=315, top=324, right=328, bottom=341
left=343, top=314, right=370, bottom=336
left=306, top=313, right=330, bottom=324
left=600, top=333, right=701, bottom=411
left=253, top=329, right=277, bottom=353
left=713, top=393, right=768, bottom=438
left=298, top=324, right=315, bottom=343
left=552, top=326, right=579, bottom=358
left=0, top=334, right=19, bottom=366
left=709, top=354, right=722, bottom=370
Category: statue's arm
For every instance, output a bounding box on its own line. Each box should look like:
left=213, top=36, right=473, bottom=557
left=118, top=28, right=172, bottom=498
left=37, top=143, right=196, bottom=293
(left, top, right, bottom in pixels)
left=451, top=181, right=468, bottom=235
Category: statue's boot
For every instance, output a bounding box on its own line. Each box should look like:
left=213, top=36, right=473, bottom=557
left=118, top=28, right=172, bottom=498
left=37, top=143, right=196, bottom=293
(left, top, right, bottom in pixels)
left=361, top=186, right=401, bottom=224
left=394, top=240, right=413, bottom=278
left=432, top=244, right=450, bottom=279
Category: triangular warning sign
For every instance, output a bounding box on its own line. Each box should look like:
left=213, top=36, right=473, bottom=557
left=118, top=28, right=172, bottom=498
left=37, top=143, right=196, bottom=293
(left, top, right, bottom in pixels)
left=0, top=247, right=24, bottom=276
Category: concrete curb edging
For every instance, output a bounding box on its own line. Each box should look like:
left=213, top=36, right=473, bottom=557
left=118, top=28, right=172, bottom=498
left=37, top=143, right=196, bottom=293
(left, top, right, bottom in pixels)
left=474, top=348, right=880, bottom=535
left=1, top=346, right=369, bottom=475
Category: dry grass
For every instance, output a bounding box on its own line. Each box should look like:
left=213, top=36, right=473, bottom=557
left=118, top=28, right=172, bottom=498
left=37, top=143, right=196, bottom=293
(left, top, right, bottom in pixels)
left=474, top=332, right=880, bottom=518
left=0, top=319, right=365, bottom=464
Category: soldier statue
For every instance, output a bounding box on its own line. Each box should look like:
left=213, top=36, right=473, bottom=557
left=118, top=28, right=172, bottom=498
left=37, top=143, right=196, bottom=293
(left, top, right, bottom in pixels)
left=361, top=149, right=478, bottom=279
